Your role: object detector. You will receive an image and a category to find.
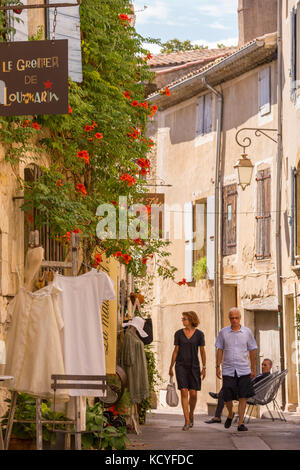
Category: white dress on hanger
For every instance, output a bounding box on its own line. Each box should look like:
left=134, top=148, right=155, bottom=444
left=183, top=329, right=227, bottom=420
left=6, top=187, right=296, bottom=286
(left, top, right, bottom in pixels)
left=53, top=268, right=115, bottom=396
left=4, top=283, right=68, bottom=401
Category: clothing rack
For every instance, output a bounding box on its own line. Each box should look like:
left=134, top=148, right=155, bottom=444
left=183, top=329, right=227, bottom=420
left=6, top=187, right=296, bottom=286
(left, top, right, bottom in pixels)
left=4, top=230, right=80, bottom=450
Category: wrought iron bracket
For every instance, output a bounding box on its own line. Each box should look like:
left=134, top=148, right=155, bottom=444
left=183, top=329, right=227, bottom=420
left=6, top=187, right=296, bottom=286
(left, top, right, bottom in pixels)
left=0, top=1, right=81, bottom=11
left=145, top=177, right=172, bottom=187
left=235, top=127, right=278, bottom=154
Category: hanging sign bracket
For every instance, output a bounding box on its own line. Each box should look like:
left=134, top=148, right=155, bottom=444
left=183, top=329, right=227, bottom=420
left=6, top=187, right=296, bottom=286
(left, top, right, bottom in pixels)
left=0, top=1, right=81, bottom=11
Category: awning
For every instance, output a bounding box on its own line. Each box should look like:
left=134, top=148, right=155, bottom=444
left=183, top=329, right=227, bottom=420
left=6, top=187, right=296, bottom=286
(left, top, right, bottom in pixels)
left=241, top=296, right=278, bottom=311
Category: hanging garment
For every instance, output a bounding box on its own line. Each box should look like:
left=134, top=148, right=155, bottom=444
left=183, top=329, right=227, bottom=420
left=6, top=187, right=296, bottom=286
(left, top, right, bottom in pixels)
left=4, top=283, right=68, bottom=401
left=120, top=328, right=149, bottom=404
left=53, top=268, right=115, bottom=397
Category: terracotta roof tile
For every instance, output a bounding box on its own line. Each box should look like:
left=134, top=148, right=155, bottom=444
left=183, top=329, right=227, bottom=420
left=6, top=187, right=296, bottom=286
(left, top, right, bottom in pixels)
left=148, top=47, right=238, bottom=68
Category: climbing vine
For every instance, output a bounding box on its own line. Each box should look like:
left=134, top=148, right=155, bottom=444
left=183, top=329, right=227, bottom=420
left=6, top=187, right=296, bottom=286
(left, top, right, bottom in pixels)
left=0, top=0, right=176, bottom=279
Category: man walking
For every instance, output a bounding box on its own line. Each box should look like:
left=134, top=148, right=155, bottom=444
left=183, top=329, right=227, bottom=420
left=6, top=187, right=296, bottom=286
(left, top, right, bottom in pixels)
left=215, top=307, right=257, bottom=431
left=205, top=358, right=273, bottom=424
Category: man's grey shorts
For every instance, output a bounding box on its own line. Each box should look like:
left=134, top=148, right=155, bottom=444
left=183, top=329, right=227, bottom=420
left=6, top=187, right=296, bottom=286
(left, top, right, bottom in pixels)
left=222, top=371, right=255, bottom=402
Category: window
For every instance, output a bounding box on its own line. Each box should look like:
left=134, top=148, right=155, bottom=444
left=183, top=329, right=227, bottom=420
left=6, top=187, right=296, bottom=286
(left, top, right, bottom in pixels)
left=291, top=4, right=300, bottom=100
left=196, top=93, right=213, bottom=136
left=256, top=168, right=271, bottom=259
left=223, top=184, right=237, bottom=256
left=24, top=165, right=65, bottom=262
left=258, top=67, right=271, bottom=116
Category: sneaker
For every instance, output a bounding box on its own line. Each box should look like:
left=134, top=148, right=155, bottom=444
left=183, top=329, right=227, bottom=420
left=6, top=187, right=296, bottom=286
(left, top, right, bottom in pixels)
left=205, top=418, right=222, bottom=424
left=224, top=413, right=235, bottom=429
left=209, top=392, right=218, bottom=400
left=237, top=424, right=248, bottom=431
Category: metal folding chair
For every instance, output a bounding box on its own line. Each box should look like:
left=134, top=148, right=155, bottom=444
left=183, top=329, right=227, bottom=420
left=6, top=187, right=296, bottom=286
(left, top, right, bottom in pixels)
left=245, top=369, right=288, bottom=423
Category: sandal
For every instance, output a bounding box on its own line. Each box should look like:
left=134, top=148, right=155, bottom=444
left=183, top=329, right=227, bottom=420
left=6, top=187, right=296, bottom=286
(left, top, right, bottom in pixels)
left=189, top=418, right=194, bottom=428
left=182, top=424, right=190, bottom=431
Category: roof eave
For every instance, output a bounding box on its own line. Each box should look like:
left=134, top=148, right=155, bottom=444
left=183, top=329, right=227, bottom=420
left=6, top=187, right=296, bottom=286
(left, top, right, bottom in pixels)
left=147, top=34, right=277, bottom=109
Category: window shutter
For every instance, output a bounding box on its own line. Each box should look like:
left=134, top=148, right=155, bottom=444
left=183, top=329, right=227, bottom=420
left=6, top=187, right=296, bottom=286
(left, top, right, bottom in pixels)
left=291, top=7, right=297, bottom=100
left=223, top=184, right=237, bottom=256
left=297, top=4, right=300, bottom=90
left=9, top=0, right=28, bottom=41
left=196, top=96, right=204, bottom=136
left=259, top=67, right=271, bottom=116
left=184, top=202, right=193, bottom=283
left=206, top=196, right=215, bottom=280
left=256, top=169, right=271, bottom=259
left=263, top=168, right=271, bottom=257
left=204, top=93, right=213, bottom=134
left=48, top=0, right=83, bottom=83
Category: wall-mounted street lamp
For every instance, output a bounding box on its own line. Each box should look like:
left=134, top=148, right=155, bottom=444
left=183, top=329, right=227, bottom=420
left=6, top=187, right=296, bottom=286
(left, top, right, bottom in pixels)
left=234, top=128, right=278, bottom=190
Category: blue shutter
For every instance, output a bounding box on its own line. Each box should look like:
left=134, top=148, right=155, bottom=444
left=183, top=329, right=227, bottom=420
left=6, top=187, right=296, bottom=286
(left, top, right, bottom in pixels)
left=48, top=0, right=82, bottom=83
left=259, top=67, right=271, bottom=116
left=9, top=0, right=28, bottom=41
left=206, top=196, right=215, bottom=280
left=291, top=7, right=296, bottom=101
left=184, top=201, right=193, bottom=283
left=204, top=93, right=213, bottom=134
left=196, top=96, right=204, bottom=136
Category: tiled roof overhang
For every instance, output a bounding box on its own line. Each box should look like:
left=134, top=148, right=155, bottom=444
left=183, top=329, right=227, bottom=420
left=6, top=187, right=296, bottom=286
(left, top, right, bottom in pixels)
left=146, top=33, right=277, bottom=110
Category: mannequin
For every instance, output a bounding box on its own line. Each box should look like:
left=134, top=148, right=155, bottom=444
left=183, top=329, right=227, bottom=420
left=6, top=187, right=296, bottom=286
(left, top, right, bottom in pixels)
left=24, top=246, right=44, bottom=291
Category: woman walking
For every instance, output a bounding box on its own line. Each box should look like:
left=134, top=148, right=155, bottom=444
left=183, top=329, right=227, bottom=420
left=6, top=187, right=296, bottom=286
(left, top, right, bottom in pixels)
left=169, top=311, right=206, bottom=430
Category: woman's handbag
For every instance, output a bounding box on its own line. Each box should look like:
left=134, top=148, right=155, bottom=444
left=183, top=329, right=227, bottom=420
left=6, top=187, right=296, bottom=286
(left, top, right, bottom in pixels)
left=166, top=376, right=179, bottom=407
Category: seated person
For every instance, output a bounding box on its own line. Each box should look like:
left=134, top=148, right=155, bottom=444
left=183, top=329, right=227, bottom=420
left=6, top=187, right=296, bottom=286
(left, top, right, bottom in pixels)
left=205, top=358, right=273, bottom=424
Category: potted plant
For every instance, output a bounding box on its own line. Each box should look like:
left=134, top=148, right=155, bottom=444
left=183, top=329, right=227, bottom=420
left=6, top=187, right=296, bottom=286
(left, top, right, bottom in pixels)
left=192, top=256, right=207, bottom=281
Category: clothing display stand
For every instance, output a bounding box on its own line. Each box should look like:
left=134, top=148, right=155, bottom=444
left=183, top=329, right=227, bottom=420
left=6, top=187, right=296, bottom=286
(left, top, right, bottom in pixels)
left=128, top=297, right=142, bottom=435
left=4, top=231, right=80, bottom=451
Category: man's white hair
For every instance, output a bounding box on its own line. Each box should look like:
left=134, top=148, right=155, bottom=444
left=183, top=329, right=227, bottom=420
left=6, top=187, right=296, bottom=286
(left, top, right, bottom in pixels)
left=228, top=307, right=241, bottom=318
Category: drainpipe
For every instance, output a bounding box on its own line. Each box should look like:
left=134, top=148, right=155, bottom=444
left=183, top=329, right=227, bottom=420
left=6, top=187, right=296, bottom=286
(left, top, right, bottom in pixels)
left=202, top=77, right=224, bottom=339
left=276, top=0, right=286, bottom=410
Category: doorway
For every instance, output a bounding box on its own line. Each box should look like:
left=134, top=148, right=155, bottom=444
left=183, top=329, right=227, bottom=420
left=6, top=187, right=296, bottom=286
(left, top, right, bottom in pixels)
left=254, top=310, right=280, bottom=374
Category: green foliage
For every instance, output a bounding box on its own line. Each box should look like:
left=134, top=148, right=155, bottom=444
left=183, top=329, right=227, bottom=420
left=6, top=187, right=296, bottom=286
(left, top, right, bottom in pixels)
left=1, top=392, right=68, bottom=442
left=138, top=345, right=162, bottom=424
left=160, top=38, right=208, bottom=53
left=82, top=400, right=129, bottom=450
left=0, top=0, right=177, bottom=280
left=192, top=256, right=207, bottom=281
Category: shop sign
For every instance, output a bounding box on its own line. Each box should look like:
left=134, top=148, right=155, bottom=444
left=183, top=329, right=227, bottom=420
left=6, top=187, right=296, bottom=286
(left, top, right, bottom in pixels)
left=0, top=39, right=68, bottom=116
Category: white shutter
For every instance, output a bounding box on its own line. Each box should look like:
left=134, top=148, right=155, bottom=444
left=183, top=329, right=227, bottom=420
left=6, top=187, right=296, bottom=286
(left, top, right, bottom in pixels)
left=9, top=0, right=28, bottom=41
left=204, top=93, right=213, bottom=134
left=206, top=196, right=215, bottom=280
left=196, top=96, right=204, bottom=136
left=184, top=201, right=193, bottom=283
left=291, top=8, right=297, bottom=100
left=259, top=67, right=271, bottom=116
left=297, top=4, right=300, bottom=89
left=48, top=0, right=82, bottom=83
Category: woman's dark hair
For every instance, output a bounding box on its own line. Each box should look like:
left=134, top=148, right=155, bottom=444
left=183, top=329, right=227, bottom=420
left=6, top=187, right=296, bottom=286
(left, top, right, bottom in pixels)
left=182, top=311, right=200, bottom=327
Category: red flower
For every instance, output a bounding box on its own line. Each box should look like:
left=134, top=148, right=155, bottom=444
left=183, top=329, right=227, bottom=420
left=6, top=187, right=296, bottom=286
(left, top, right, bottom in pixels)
left=94, top=132, right=103, bottom=140
left=114, top=251, right=122, bottom=257
left=72, top=227, right=82, bottom=234
left=150, top=104, right=158, bottom=117
left=94, top=254, right=103, bottom=265
left=131, top=100, right=139, bottom=107
left=32, top=122, right=40, bottom=130
left=178, top=278, right=187, bottom=286
left=77, top=150, right=90, bottom=165
left=84, top=125, right=93, bottom=132
left=120, top=173, right=136, bottom=187
left=122, top=254, right=132, bottom=265
left=142, top=258, right=148, bottom=265
left=68, top=105, right=72, bottom=114
left=76, top=183, right=87, bottom=196
left=92, top=121, right=98, bottom=128
left=119, top=14, right=130, bottom=21
left=165, top=86, right=171, bottom=96
left=146, top=53, right=152, bottom=60
left=56, top=179, right=63, bottom=187
left=27, top=214, right=34, bottom=224
left=134, top=238, right=144, bottom=246
left=13, top=8, right=22, bottom=14
left=22, top=119, right=31, bottom=128
left=111, top=201, right=117, bottom=206
left=124, top=91, right=131, bottom=99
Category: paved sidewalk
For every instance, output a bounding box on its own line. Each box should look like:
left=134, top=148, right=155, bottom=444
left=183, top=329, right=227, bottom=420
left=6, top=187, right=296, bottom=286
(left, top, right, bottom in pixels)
left=127, top=412, right=300, bottom=450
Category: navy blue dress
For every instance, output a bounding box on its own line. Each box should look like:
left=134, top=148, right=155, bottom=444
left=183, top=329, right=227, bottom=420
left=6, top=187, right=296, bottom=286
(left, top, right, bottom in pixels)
left=174, top=329, right=205, bottom=390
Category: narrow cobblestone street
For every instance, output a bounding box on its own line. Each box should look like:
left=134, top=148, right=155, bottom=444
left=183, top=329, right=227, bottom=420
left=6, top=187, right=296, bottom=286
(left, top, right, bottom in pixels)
left=127, top=412, right=300, bottom=451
